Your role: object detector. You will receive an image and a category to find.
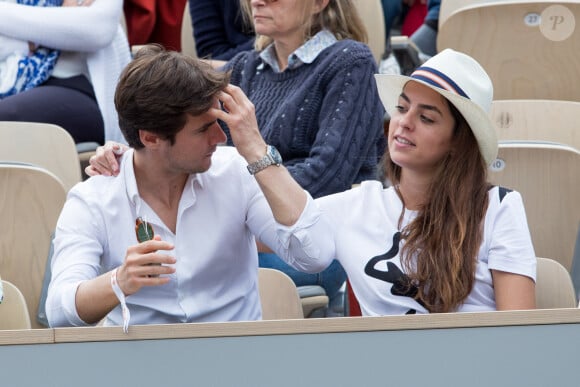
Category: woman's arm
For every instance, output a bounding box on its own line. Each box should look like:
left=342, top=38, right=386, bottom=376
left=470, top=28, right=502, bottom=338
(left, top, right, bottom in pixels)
left=487, top=189, right=537, bottom=310
left=85, top=141, right=128, bottom=177
left=0, top=0, right=122, bottom=52
left=492, top=270, right=536, bottom=310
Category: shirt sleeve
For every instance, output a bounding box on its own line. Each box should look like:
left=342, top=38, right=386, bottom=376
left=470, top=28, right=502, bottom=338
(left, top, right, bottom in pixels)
left=46, top=187, right=107, bottom=327
left=487, top=190, right=537, bottom=281
left=244, top=165, right=336, bottom=274
left=0, top=0, right=123, bottom=52
left=0, top=35, right=28, bottom=59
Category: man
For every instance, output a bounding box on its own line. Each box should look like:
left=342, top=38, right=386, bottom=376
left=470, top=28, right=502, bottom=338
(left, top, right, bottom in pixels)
left=46, top=45, right=309, bottom=330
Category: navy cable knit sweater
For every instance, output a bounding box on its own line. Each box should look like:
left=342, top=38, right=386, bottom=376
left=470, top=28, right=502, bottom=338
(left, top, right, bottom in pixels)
left=223, top=39, right=386, bottom=198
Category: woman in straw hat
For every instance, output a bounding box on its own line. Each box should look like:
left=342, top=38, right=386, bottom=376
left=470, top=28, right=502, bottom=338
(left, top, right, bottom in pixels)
left=277, top=48, right=536, bottom=314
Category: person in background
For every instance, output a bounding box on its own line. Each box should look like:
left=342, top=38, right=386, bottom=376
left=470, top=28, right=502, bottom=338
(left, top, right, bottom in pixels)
left=189, top=0, right=255, bottom=61
left=409, top=0, right=440, bottom=58
left=229, top=0, right=386, bottom=314
left=87, top=0, right=386, bottom=317
left=278, top=49, right=537, bottom=315
left=123, top=0, right=188, bottom=52
left=0, top=0, right=62, bottom=99
left=0, top=0, right=131, bottom=144
left=379, top=0, right=406, bottom=75
left=379, top=0, right=440, bottom=74
left=46, top=45, right=311, bottom=330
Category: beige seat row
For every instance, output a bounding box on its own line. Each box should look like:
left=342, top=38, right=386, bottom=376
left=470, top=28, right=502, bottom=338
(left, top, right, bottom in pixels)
left=1, top=256, right=577, bottom=331
left=438, top=1, right=580, bottom=102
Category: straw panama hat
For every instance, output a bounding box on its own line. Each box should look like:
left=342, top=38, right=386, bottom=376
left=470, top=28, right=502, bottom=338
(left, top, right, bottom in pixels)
left=375, top=48, right=498, bottom=166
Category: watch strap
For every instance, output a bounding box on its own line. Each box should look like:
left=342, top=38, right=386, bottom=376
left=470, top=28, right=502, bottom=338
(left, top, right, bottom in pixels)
left=247, top=145, right=281, bottom=175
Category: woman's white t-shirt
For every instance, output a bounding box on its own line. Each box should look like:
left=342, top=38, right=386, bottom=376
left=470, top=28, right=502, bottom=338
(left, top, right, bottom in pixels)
left=282, top=181, right=536, bottom=315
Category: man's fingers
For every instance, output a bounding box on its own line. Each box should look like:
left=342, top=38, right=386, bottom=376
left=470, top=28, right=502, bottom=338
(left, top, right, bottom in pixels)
left=209, top=107, right=226, bottom=122
left=140, top=250, right=177, bottom=266
left=134, top=239, right=175, bottom=253
left=133, top=262, right=176, bottom=279
left=84, top=165, right=98, bottom=177
left=218, top=90, right=235, bottom=114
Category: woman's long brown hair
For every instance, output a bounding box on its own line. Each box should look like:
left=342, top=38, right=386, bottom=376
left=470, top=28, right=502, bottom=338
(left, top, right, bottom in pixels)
left=385, top=102, right=490, bottom=313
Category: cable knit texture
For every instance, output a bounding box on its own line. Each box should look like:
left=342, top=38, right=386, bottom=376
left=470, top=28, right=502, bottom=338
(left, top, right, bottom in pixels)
left=224, top=40, right=386, bottom=198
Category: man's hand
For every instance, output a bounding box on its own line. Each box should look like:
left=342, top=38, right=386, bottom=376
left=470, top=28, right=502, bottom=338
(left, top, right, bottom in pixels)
left=211, top=84, right=267, bottom=164
left=115, top=236, right=176, bottom=296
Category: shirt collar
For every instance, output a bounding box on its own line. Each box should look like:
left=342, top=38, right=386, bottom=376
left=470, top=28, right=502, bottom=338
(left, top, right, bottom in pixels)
left=122, top=148, right=139, bottom=208
left=259, top=29, right=337, bottom=72
left=122, top=148, right=203, bottom=214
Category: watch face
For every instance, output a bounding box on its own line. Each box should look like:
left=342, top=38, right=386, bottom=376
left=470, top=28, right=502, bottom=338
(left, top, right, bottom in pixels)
left=268, top=145, right=283, bottom=164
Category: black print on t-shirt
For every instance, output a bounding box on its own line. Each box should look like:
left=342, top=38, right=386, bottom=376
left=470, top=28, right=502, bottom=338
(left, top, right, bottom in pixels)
left=364, top=231, right=422, bottom=314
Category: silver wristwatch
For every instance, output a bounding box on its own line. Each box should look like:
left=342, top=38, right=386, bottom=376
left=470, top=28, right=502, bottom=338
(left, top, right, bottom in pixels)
left=247, top=145, right=283, bottom=175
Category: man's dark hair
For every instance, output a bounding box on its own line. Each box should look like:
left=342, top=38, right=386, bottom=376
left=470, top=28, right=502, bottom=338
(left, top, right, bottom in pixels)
left=115, top=44, right=230, bottom=149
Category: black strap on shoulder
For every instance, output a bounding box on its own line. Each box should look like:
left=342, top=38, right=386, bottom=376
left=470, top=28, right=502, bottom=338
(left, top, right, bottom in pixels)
left=488, top=184, right=512, bottom=203
left=497, top=186, right=512, bottom=203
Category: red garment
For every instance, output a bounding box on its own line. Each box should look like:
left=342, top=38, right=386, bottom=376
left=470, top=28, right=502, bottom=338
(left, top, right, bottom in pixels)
left=347, top=280, right=362, bottom=316
left=123, top=0, right=188, bottom=51
left=401, top=2, right=427, bottom=37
